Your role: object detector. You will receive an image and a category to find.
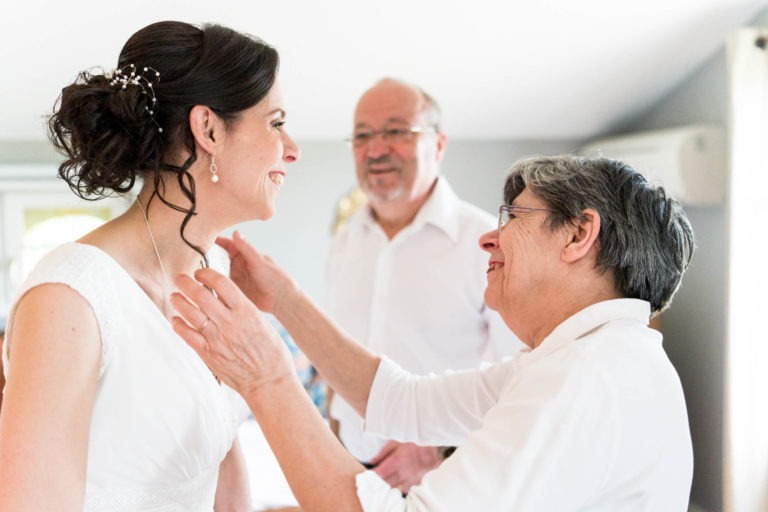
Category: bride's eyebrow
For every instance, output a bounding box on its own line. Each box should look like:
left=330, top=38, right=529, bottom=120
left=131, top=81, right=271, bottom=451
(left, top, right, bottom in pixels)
left=265, top=108, right=286, bottom=119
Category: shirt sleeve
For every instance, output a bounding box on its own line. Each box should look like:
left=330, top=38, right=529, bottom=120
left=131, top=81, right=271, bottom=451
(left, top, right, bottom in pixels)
left=359, top=353, right=621, bottom=511
left=356, top=471, right=408, bottom=512
left=365, top=356, right=511, bottom=446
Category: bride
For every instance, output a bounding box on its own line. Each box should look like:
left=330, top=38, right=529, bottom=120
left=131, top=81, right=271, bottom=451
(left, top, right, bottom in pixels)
left=0, top=20, right=299, bottom=512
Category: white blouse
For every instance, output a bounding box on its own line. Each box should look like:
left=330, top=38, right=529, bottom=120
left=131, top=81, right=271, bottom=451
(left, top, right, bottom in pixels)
left=356, top=299, right=693, bottom=511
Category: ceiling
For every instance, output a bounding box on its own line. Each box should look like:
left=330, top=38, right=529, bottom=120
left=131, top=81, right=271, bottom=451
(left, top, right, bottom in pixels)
left=1, top=0, right=765, bottom=142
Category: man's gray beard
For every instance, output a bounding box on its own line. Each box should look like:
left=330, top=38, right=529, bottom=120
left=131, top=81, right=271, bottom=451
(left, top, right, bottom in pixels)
left=363, top=177, right=404, bottom=203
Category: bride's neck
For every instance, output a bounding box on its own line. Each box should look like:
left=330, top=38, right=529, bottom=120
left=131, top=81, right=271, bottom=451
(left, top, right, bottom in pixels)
left=132, top=193, right=215, bottom=277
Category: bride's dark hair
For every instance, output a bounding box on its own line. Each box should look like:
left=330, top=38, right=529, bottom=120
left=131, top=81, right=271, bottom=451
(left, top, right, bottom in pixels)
left=48, top=20, right=279, bottom=262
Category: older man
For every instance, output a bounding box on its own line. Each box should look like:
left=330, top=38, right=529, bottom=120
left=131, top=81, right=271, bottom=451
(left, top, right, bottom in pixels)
left=325, top=77, right=520, bottom=490
left=173, top=155, right=696, bottom=511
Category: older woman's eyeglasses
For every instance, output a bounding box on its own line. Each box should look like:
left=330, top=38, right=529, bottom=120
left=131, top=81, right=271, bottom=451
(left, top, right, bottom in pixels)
left=346, top=125, right=436, bottom=148
left=498, top=204, right=557, bottom=235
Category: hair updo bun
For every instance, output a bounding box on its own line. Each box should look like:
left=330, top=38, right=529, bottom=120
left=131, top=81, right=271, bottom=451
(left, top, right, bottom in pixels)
left=49, top=68, right=163, bottom=198
left=47, top=20, right=279, bottom=201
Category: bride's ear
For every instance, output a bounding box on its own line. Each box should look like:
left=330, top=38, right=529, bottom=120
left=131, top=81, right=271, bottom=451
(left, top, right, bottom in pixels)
left=189, top=105, right=223, bottom=155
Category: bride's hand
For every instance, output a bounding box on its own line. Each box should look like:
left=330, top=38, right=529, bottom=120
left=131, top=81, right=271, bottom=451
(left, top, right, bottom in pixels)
left=216, top=231, right=299, bottom=315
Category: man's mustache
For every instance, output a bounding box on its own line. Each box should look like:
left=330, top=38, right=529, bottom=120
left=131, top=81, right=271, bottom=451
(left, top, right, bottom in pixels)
left=365, top=156, right=396, bottom=168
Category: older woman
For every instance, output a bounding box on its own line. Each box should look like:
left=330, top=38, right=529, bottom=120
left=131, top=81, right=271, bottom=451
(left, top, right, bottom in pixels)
left=172, top=155, right=695, bottom=511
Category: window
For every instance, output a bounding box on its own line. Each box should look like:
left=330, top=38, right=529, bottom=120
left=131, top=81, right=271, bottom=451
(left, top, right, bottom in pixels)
left=0, top=165, right=130, bottom=316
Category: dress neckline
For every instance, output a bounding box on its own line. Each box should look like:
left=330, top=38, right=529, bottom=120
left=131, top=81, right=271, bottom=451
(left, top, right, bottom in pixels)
left=66, top=241, right=180, bottom=331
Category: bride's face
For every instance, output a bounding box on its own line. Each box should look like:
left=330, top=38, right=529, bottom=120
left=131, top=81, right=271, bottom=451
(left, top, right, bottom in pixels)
left=212, top=82, right=301, bottom=222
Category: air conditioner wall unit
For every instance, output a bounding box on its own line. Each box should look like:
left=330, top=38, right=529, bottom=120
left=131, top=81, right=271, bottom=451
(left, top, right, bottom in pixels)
left=579, top=124, right=726, bottom=205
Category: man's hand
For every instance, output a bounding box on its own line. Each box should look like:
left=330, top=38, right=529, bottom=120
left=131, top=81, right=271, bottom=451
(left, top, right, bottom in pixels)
left=369, top=441, right=443, bottom=493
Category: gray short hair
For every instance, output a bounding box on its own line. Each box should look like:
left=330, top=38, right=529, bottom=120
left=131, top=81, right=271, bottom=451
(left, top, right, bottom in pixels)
left=504, top=155, right=695, bottom=315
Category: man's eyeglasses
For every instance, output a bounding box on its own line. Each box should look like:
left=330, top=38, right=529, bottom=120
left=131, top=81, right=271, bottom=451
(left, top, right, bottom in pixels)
left=346, top=125, right=436, bottom=148
left=498, top=204, right=557, bottom=235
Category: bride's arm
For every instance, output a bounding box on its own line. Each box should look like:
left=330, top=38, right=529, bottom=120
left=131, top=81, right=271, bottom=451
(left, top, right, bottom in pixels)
left=0, top=284, right=100, bottom=511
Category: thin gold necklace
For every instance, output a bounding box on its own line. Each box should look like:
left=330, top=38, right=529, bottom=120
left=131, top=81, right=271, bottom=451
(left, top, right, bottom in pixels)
left=136, top=196, right=221, bottom=384
left=136, top=197, right=171, bottom=289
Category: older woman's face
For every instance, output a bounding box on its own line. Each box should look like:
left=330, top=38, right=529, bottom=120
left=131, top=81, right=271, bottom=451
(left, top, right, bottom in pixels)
left=479, top=189, right=567, bottom=343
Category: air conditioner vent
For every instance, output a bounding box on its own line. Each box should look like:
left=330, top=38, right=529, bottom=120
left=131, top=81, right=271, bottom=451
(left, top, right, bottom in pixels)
left=580, top=124, right=726, bottom=205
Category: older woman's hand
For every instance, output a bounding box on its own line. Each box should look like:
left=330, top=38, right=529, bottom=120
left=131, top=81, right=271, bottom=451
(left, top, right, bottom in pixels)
left=170, top=268, right=295, bottom=396
left=216, top=231, right=299, bottom=316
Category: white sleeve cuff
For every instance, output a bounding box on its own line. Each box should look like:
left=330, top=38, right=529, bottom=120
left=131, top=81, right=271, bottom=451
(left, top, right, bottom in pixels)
left=355, top=469, right=407, bottom=512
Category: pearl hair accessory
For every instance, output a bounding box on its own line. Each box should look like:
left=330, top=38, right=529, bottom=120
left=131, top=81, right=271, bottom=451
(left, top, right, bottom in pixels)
left=210, top=154, right=220, bottom=183
left=106, top=63, right=163, bottom=133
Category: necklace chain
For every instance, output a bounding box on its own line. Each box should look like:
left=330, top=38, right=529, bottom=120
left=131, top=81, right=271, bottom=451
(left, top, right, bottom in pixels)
left=135, top=197, right=221, bottom=385
left=136, top=197, right=172, bottom=289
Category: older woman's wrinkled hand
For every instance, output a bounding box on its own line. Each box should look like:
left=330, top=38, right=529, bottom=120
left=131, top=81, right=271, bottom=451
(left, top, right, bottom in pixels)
left=215, top=231, right=299, bottom=317
left=170, top=268, right=295, bottom=397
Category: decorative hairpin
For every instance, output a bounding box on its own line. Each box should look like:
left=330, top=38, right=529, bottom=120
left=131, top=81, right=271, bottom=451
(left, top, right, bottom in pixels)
left=105, top=64, right=163, bottom=133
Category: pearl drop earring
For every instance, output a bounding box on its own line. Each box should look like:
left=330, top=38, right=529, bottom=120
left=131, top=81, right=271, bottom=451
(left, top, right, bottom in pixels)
left=210, top=154, right=219, bottom=183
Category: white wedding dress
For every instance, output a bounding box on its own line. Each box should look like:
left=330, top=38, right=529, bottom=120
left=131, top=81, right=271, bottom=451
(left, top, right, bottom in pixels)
left=3, top=242, right=250, bottom=511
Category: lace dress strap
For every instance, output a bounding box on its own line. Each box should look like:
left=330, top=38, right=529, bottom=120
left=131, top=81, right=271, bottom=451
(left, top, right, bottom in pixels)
left=4, top=243, right=118, bottom=378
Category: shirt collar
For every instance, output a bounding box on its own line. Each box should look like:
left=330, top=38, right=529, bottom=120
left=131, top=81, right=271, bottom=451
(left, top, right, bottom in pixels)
left=525, top=299, right=652, bottom=356
left=355, top=177, right=462, bottom=243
